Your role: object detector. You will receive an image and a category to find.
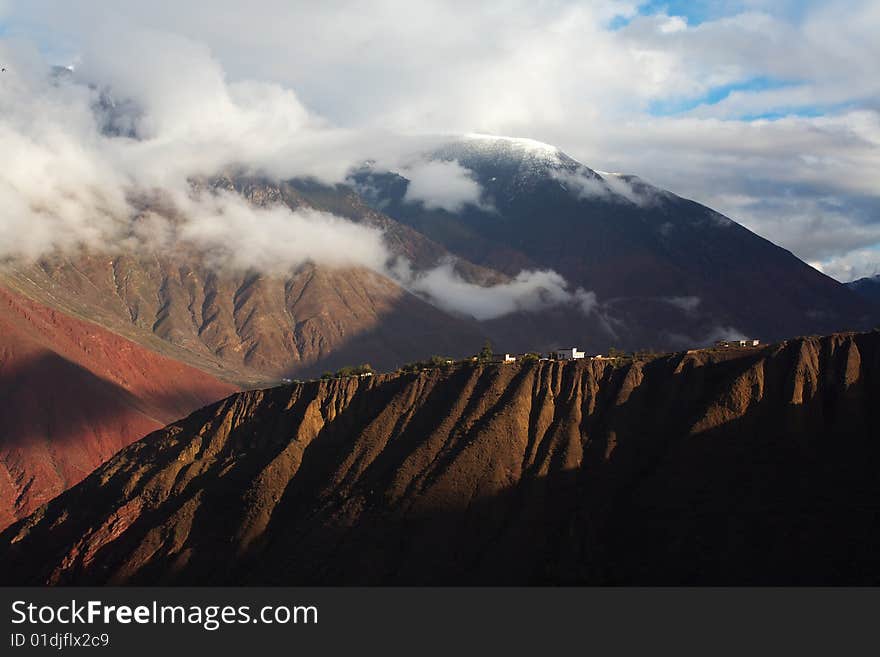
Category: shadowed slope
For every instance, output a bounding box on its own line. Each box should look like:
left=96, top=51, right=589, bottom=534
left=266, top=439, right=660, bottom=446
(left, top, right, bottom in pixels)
left=848, top=275, right=880, bottom=307
left=0, top=285, right=237, bottom=529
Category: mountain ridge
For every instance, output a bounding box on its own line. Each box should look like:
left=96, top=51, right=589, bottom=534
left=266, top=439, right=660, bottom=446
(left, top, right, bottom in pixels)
left=3, top=330, right=878, bottom=585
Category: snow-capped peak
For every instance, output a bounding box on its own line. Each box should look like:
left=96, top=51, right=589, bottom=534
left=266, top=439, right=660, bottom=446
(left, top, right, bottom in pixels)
left=462, top=133, right=561, bottom=158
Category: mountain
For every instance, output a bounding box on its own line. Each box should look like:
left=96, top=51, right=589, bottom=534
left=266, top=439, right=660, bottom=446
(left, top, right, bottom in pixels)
left=4, top=330, right=878, bottom=585
left=0, top=175, right=497, bottom=385
left=354, top=134, right=877, bottom=348
left=3, top=137, right=875, bottom=385
left=0, top=285, right=237, bottom=530
left=0, top=169, right=496, bottom=530
left=847, top=274, right=880, bottom=307
left=2, top=256, right=487, bottom=384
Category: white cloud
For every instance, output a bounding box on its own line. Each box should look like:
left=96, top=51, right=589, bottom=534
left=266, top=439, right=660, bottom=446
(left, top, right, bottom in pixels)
left=401, top=160, right=486, bottom=213
left=0, top=34, right=601, bottom=322
left=553, top=170, right=610, bottom=201
left=664, top=296, right=701, bottom=313
left=396, top=260, right=597, bottom=321
left=554, top=168, right=669, bottom=208
left=0, top=43, right=131, bottom=259
left=812, top=248, right=880, bottom=283
left=174, top=190, right=391, bottom=274
left=664, top=324, right=749, bottom=350
left=600, top=172, right=669, bottom=207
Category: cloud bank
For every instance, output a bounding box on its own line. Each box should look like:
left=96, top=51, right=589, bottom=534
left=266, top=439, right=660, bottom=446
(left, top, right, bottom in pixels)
left=174, top=192, right=391, bottom=274
left=396, top=261, right=597, bottom=321
left=0, top=32, right=594, bottom=322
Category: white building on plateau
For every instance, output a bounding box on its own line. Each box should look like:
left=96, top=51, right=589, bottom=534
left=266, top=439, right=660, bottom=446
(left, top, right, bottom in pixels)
left=715, top=339, right=760, bottom=348
left=553, top=347, right=585, bottom=360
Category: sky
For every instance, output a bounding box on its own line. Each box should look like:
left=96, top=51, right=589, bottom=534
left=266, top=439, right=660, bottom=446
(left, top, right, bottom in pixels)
left=0, top=0, right=878, bottom=282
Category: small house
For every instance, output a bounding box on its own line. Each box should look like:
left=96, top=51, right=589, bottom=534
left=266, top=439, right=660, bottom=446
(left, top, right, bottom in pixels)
left=492, top=353, right=517, bottom=364
left=715, top=338, right=760, bottom=348
left=553, top=347, right=585, bottom=360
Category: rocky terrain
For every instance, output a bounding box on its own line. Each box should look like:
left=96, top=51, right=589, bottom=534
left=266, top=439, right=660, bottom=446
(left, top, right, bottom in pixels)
left=0, top=285, right=237, bottom=530
left=3, top=330, right=878, bottom=585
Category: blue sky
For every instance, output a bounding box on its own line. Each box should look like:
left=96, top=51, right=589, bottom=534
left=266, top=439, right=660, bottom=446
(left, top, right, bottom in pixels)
left=632, top=0, right=818, bottom=25
left=647, top=77, right=800, bottom=117
left=625, top=0, right=743, bottom=26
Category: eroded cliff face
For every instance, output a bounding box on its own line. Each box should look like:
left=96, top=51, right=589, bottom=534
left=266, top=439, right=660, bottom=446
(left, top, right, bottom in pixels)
left=2, top=332, right=879, bottom=585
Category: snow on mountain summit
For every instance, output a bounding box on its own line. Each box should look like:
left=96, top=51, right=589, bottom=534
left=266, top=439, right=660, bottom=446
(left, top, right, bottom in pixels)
left=444, top=133, right=572, bottom=170
left=462, top=133, right=562, bottom=158
left=427, top=133, right=603, bottom=196
left=425, top=133, right=678, bottom=209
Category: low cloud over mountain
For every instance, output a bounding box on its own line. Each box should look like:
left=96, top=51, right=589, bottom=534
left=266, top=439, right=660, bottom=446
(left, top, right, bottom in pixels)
left=0, top=35, right=592, bottom=322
